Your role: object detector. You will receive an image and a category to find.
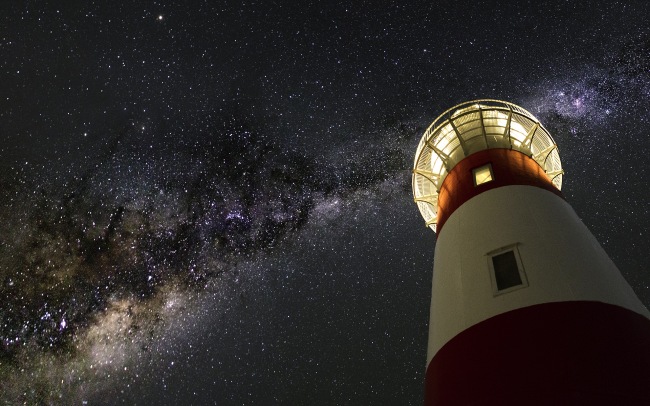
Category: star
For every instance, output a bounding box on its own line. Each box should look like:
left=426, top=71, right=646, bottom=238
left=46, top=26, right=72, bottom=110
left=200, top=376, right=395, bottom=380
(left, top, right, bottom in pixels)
left=1, top=1, right=649, bottom=405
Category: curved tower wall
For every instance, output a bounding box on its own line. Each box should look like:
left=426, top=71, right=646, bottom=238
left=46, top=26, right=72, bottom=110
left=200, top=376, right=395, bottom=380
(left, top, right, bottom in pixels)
left=411, top=101, right=650, bottom=405
left=427, top=150, right=649, bottom=363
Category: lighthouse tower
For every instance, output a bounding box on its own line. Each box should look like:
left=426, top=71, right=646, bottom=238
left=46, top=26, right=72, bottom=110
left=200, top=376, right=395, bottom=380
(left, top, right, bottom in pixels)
left=412, top=100, right=650, bottom=405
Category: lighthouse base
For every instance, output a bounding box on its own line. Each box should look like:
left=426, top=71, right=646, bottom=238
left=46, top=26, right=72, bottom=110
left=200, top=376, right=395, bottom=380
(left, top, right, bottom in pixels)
left=424, top=301, right=650, bottom=405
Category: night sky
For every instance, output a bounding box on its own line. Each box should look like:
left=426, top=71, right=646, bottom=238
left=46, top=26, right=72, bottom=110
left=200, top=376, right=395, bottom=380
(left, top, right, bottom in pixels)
left=1, top=1, right=649, bottom=404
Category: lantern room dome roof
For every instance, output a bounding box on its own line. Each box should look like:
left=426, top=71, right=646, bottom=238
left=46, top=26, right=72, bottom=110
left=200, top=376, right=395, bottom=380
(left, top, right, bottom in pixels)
left=412, top=99, right=563, bottom=232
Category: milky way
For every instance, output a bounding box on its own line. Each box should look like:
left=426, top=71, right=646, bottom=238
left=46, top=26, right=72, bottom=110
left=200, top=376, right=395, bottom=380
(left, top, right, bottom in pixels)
left=0, top=104, right=417, bottom=402
left=2, top=1, right=650, bottom=404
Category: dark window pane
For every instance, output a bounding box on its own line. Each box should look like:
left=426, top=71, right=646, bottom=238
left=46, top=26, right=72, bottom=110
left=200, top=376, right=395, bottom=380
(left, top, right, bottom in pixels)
left=492, top=251, right=522, bottom=291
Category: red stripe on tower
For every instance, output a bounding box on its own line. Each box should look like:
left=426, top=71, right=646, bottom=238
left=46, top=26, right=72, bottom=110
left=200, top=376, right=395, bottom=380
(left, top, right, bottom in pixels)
left=424, top=301, right=650, bottom=405
left=436, top=148, right=562, bottom=233
left=411, top=100, right=650, bottom=405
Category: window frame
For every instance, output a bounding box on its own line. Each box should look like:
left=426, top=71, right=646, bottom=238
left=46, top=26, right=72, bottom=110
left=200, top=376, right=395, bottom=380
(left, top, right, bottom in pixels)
left=472, top=163, right=494, bottom=186
left=487, top=243, right=528, bottom=296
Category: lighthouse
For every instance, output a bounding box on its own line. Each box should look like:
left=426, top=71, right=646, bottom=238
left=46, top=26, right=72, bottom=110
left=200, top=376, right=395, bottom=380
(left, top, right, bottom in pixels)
left=411, top=100, right=650, bottom=405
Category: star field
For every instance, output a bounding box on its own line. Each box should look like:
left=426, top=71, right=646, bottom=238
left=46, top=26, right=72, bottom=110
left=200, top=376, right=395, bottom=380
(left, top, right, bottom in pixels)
left=1, top=1, right=650, bottom=404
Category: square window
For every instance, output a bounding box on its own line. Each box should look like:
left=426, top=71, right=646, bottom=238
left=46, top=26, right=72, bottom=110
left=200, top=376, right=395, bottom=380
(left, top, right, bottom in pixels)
left=473, top=163, right=494, bottom=186
left=492, top=251, right=522, bottom=290
left=487, top=245, right=528, bottom=296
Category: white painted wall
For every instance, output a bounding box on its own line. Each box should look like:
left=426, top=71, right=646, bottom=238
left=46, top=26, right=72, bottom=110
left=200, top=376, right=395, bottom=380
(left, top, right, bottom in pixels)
left=427, top=185, right=650, bottom=364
